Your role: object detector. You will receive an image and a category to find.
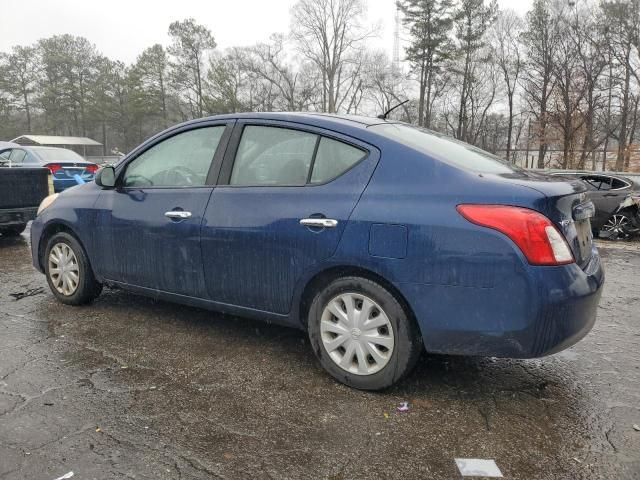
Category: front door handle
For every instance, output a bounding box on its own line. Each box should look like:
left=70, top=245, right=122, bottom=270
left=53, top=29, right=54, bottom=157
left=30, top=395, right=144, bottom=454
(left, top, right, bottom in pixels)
left=300, top=218, right=338, bottom=228
left=165, top=210, right=192, bottom=219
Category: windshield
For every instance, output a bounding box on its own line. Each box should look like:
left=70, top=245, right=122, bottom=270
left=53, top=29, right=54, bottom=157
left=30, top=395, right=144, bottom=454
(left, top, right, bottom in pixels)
left=369, top=123, right=518, bottom=174
left=33, top=147, right=85, bottom=163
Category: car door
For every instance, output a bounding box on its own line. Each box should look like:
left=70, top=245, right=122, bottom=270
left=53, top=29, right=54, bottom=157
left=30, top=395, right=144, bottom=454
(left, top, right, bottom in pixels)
left=93, top=122, right=232, bottom=296
left=200, top=121, right=380, bottom=314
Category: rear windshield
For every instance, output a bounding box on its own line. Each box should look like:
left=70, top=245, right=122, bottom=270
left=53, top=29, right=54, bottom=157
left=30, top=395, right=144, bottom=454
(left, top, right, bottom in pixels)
left=33, top=148, right=85, bottom=163
left=369, top=123, right=517, bottom=174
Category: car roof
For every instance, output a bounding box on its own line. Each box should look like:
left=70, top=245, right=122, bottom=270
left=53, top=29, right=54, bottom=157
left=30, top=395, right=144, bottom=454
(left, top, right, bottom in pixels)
left=183, top=111, right=396, bottom=130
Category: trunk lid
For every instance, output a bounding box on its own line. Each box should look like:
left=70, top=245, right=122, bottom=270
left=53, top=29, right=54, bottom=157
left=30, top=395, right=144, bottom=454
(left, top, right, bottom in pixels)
left=46, top=162, right=96, bottom=181
left=490, top=170, right=594, bottom=269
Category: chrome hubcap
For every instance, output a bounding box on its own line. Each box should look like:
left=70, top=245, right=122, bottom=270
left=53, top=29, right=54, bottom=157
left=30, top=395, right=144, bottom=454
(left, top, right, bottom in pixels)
left=604, top=214, right=630, bottom=234
left=48, top=243, right=80, bottom=296
left=320, top=293, right=395, bottom=375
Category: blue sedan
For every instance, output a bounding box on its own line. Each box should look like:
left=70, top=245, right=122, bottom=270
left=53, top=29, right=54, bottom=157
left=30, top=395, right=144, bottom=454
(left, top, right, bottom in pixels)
left=30, top=113, right=604, bottom=390
left=0, top=145, right=98, bottom=192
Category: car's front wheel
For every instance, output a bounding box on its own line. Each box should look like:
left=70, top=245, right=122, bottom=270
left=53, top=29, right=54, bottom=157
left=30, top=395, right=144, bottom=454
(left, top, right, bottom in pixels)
left=308, top=277, right=422, bottom=390
left=44, top=232, right=102, bottom=305
left=602, top=212, right=638, bottom=239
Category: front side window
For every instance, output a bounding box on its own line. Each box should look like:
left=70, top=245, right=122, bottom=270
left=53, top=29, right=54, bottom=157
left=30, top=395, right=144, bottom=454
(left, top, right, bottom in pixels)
left=311, top=137, right=366, bottom=183
left=230, top=126, right=317, bottom=186
left=123, top=126, right=225, bottom=187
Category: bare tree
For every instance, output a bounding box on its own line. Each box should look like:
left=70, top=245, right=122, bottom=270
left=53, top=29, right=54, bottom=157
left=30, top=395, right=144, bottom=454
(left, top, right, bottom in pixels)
left=291, top=0, right=372, bottom=113
left=490, top=9, right=524, bottom=162
left=601, top=1, right=639, bottom=171
left=521, top=0, right=560, bottom=168
left=245, top=35, right=319, bottom=111
left=570, top=4, right=607, bottom=169
left=453, top=0, right=498, bottom=142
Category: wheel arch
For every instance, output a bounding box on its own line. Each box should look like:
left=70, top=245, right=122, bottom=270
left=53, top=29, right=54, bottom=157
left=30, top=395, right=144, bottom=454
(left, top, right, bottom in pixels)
left=297, top=264, right=418, bottom=332
left=38, top=222, right=86, bottom=272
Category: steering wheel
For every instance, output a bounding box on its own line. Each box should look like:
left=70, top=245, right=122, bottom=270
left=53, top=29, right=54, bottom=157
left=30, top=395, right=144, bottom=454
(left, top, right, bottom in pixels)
left=164, top=166, right=200, bottom=186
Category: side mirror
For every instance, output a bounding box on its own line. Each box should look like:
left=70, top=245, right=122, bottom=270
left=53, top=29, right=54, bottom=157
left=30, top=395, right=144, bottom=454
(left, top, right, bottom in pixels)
left=95, top=165, right=116, bottom=188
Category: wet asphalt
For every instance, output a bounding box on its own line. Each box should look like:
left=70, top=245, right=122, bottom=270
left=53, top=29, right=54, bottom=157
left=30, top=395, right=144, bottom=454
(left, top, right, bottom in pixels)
left=0, top=230, right=639, bottom=480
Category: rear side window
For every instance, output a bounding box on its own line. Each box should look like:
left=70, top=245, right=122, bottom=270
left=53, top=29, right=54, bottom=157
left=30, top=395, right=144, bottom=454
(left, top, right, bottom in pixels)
left=230, top=126, right=317, bottom=186
left=310, top=137, right=366, bottom=183
left=124, top=126, right=225, bottom=187
left=369, top=123, right=516, bottom=174
left=610, top=177, right=629, bottom=190
left=9, top=149, right=26, bottom=165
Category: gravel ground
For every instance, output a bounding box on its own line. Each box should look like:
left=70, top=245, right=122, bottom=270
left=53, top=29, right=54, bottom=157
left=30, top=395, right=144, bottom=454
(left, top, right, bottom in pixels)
left=0, top=231, right=639, bottom=479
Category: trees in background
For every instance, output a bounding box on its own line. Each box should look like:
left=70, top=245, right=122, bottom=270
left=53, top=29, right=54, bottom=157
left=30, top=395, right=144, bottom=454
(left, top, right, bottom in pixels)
left=399, top=0, right=454, bottom=128
left=291, top=0, right=371, bottom=113
left=0, top=0, right=639, bottom=170
left=168, top=19, right=217, bottom=119
left=490, top=9, right=523, bottom=162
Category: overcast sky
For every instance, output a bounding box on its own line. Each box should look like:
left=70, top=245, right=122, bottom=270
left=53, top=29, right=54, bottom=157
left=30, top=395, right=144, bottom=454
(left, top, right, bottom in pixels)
left=0, top=0, right=533, bottom=64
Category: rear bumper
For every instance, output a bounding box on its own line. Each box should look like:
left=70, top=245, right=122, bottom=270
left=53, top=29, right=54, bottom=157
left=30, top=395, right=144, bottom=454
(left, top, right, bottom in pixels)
left=401, top=246, right=604, bottom=358
left=0, top=207, right=37, bottom=227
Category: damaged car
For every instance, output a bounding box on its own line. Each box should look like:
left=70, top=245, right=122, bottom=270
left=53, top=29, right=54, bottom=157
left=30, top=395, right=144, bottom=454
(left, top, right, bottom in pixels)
left=30, top=113, right=604, bottom=390
left=549, top=171, right=640, bottom=238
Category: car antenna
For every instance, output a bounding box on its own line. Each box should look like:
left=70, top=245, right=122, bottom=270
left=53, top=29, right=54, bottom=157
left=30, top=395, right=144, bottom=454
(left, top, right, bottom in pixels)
left=377, top=100, right=409, bottom=120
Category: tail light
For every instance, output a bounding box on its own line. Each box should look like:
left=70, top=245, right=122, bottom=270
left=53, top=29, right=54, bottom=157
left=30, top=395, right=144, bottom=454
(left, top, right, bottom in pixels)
left=46, top=163, right=62, bottom=174
left=85, top=164, right=98, bottom=174
left=457, top=204, right=574, bottom=266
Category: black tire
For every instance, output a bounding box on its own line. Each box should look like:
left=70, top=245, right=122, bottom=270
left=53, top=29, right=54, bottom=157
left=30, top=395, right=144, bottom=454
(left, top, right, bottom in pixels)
left=601, top=211, right=638, bottom=240
left=44, top=232, right=102, bottom=305
left=0, top=223, right=27, bottom=237
left=308, top=276, right=423, bottom=390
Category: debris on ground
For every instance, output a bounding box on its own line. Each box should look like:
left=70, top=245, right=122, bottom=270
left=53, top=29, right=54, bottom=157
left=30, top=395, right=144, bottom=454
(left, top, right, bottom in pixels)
left=383, top=412, right=390, bottom=419
left=455, top=459, right=503, bottom=477
left=9, top=287, right=44, bottom=301
left=397, top=402, right=410, bottom=413
left=53, top=472, right=74, bottom=480
left=633, top=424, right=640, bottom=431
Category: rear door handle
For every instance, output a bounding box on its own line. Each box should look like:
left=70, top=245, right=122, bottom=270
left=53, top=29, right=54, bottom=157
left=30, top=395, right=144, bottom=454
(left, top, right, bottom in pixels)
left=300, top=218, right=338, bottom=228
left=165, top=211, right=192, bottom=219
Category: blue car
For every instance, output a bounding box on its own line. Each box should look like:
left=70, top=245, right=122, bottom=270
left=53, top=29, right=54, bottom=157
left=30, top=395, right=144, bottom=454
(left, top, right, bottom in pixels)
left=30, top=113, right=604, bottom=390
left=0, top=145, right=98, bottom=192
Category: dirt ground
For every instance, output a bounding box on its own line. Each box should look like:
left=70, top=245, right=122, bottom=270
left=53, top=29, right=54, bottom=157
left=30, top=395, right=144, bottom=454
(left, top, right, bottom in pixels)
left=0, top=230, right=639, bottom=479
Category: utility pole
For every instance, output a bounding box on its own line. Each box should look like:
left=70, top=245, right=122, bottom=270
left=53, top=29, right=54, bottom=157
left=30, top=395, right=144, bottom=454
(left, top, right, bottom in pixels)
left=392, top=1, right=401, bottom=85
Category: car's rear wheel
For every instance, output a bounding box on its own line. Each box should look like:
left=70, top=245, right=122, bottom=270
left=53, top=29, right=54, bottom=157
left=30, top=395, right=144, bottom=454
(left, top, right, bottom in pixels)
left=308, top=276, right=422, bottom=390
left=0, top=223, right=27, bottom=237
left=44, top=232, right=102, bottom=305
